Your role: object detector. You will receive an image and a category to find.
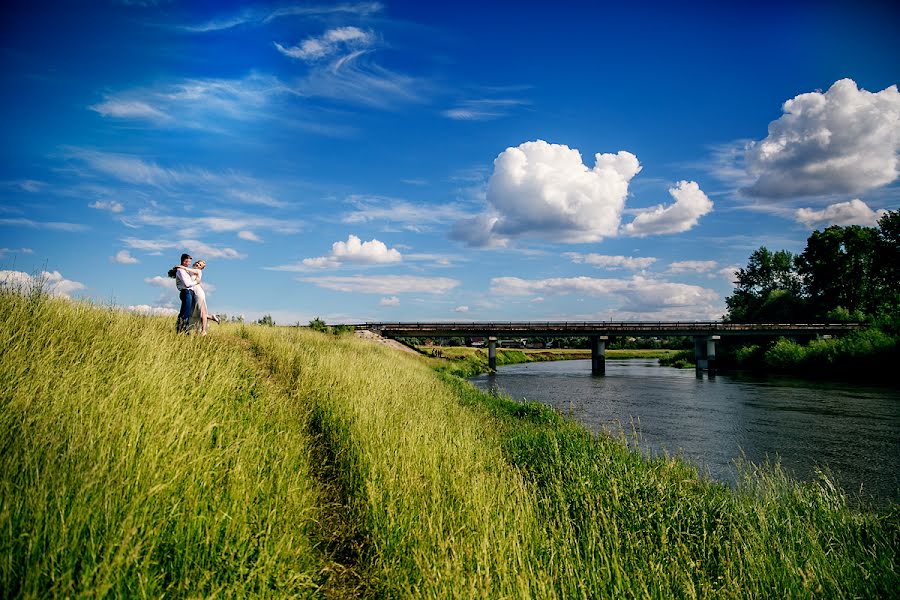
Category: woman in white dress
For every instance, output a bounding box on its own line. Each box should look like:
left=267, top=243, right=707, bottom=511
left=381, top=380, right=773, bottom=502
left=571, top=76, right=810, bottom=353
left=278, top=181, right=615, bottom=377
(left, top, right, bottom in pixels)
left=177, top=259, right=219, bottom=335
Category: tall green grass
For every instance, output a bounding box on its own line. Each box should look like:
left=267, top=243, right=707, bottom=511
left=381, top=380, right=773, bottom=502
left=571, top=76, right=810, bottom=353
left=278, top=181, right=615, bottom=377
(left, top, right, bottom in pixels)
left=3, top=291, right=897, bottom=597
left=0, top=291, right=324, bottom=597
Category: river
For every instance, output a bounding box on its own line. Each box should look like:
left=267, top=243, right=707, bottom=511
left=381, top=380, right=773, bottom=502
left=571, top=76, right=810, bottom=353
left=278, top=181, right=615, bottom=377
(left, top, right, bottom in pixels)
left=470, top=359, right=900, bottom=504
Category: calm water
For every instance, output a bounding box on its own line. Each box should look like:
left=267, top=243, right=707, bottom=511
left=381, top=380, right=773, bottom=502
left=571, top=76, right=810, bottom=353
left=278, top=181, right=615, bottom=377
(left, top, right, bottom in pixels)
left=471, top=359, right=900, bottom=503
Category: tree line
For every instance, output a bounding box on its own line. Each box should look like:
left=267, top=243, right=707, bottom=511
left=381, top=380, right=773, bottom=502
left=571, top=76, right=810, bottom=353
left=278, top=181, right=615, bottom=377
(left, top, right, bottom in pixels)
left=725, top=210, right=900, bottom=324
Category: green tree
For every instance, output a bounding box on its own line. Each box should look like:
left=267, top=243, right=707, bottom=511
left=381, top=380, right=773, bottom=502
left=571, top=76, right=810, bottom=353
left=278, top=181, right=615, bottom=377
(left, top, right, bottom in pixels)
left=797, top=225, right=878, bottom=318
left=256, top=314, right=274, bottom=326
left=874, top=210, right=900, bottom=315
left=308, top=317, right=327, bottom=332
left=725, top=247, right=803, bottom=322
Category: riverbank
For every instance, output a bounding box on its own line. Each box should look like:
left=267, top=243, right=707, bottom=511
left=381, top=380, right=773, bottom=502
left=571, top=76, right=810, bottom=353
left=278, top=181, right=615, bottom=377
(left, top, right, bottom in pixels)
left=2, top=291, right=896, bottom=597
left=420, top=345, right=679, bottom=377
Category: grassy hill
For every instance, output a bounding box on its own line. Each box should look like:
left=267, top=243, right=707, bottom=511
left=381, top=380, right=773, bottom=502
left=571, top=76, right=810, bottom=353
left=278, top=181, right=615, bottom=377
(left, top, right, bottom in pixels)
left=1, top=290, right=897, bottom=597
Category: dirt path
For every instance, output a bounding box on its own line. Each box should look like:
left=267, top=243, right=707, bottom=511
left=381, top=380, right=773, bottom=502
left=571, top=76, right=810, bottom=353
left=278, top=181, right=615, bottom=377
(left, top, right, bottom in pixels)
left=354, top=329, right=420, bottom=355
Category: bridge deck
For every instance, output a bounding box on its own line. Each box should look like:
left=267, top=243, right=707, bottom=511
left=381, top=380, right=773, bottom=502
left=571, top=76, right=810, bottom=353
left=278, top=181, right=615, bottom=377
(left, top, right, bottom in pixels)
left=359, top=321, right=863, bottom=338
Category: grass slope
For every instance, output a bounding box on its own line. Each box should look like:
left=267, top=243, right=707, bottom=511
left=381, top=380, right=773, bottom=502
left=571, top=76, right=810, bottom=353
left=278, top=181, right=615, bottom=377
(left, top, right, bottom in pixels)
left=2, top=291, right=897, bottom=597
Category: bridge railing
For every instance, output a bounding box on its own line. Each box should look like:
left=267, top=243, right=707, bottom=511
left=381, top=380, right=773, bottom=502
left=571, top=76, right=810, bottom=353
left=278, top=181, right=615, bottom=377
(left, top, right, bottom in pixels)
left=351, top=321, right=864, bottom=335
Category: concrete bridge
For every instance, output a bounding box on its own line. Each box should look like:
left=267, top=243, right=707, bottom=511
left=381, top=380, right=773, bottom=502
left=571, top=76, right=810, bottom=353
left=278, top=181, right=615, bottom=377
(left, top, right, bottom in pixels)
left=356, top=321, right=863, bottom=376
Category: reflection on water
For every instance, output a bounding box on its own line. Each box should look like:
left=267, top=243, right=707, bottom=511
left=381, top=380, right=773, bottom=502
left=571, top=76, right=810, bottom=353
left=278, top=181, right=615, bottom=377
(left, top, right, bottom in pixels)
left=471, top=359, right=900, bottom=503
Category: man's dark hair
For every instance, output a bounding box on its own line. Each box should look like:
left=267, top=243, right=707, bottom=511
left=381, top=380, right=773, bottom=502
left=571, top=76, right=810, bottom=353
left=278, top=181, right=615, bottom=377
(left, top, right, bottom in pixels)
left=181, top=253, right=192, bottom=262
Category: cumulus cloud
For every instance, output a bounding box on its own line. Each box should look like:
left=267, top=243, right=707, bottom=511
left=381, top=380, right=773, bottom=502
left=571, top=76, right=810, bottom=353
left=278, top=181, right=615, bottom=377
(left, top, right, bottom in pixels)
left=454, top=140, right=642, bottom=246
left=564, top=253, right=657, bottom=270
left=719, top=265, right=741, bottom=286
left=111, top=250, right=139, bottom=264
left=743, top=79, right=900, bottom=198
left=453, top=305, right=469, bottom=313
left=145, top=275, right=175, bottom=290
left=0, top=270, right=86, bottom=298
left=300, top=275, right=459, bottom=295
left=622, top=181, right=713, bottom=236
left=795, top=199, right=887, bottom=227
left=272, top=235, right=401, bottom=271
left=668, top=260, right=718, bottom=273
left=491, top=275, right=721, bottom=319
left=379, top=296, right=400, bottom=306
left=275, top=26, right=373, bottom=62
left=89, top=200, right=125, bottom=213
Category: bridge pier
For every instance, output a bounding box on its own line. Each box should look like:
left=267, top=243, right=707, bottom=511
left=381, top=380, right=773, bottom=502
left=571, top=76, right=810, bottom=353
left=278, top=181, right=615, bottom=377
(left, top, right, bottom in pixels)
left=694, top=335, right=719, bottom=378
left=488, top=336, right=498, bottom=372
left=590, top=335, right=608, bottom=376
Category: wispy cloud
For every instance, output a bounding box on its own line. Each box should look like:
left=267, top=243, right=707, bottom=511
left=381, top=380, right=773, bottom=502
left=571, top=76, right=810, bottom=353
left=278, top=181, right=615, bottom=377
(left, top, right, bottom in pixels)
left=0, top=218, right=88, bottom=232
left=442, top=98, right=528, bottom=121
left=180, top=2, right=383, bottom=33
left=90, top=74, right=296, bottom=130
left=276, top=26, right=374, bottom=62
left=128, top=211, right=303, bottom=236
left=564, top=253, right=657, bottom=270
left=122, top=237, right=246, bottom=259
left=300, top=274, right=459, bottom=295
left=341, top=195, right=472, bottom=232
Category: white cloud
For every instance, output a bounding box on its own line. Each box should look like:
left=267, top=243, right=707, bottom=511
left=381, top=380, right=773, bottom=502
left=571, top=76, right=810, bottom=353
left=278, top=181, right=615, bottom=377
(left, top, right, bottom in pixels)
left=719, top=265, right=741, bottom=286
left=294, top=49, right=424, bottom=109
left=180, top=239, right=246, bottom=260
left=127, top=304, right=179, bottom=316
left=238, top=230, right=262, bottom=242
left=453, top=305, right=469, bottom=313
left=228, top=190, right=287, bottom=208
left=89, top=200, right=124, bottom=213
left=180, top=3, right=383, bottom=33
left=743, top=79, right=900, bottom=198
left=564, top=253, right=657, bottom=270
left=0, top=270, right=86, bottom=298
left=87, top=74, right=296, bottom=130
left=491, top=275, right=722, bottom=319
left=344, top=196, right=471, bottom=232
left=272, top=234, right=401, bottom=271
left=794, top=199, right=887, bottom=227
left=122, top=237, right=174, bottom=252
left=122, top=237, right=246, bottom=260
left=331, top=234, right=401, bottom=263
left=90, top=99, right=169, bottom=121
left=275, top=26, right=373, bottom=61
left=145, top=275, right=175, bottom=290
left=668, top=260, right=718, bottom=273
left=129, top=210, right=303, bottom=236
left=452, top=140, right=641, bottom=246
left=379, top=296, right=400, bottom=306
left=622, top=181, right=713, bottom=236
left=442, top=99, right=527, bottom=121
left=300, top=275, right=459, bottom=295
left=0, top=247, right=33, bottom=256
left=0, top=218, right=88, bottom=232
left=111, top=250, right=139, bottom=264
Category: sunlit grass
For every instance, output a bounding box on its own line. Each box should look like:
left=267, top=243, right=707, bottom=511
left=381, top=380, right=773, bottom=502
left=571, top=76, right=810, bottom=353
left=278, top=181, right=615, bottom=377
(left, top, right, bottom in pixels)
left=0, top=291, right=324, bottom=597
left=3, top=290, right=896, bottom=597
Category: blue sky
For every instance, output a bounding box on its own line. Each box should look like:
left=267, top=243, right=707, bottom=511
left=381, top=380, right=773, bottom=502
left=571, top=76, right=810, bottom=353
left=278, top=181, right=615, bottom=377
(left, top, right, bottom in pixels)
left=2, top=0, right=899, bottom=324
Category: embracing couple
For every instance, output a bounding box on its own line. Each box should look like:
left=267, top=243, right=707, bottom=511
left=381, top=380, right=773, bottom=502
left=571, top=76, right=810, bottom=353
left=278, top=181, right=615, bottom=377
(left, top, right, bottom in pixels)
left=171, top=253, right=220, bottom=335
